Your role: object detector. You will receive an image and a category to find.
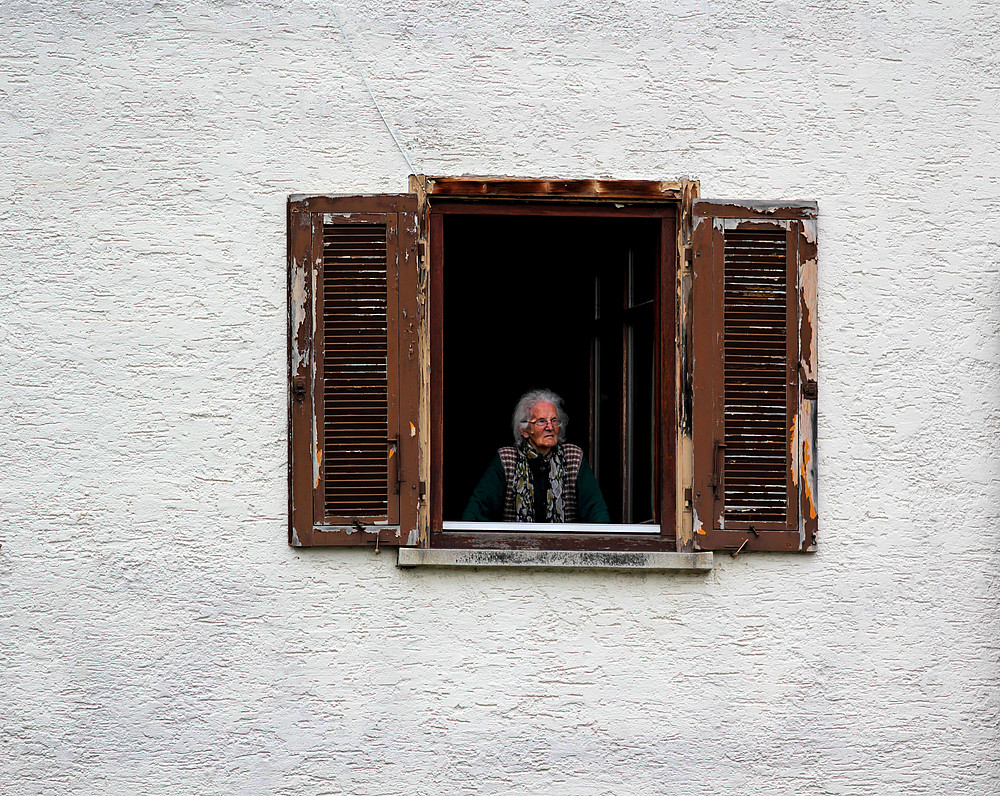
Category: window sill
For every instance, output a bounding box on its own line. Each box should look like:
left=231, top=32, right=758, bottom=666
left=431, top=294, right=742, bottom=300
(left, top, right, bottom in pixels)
left=442, top=521, right=660, bottom=534
left=396, top=547, right=713, bottom=572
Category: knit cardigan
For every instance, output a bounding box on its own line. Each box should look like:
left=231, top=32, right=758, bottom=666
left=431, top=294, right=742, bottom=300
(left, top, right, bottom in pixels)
left=461, top=443, right=610, bottom=523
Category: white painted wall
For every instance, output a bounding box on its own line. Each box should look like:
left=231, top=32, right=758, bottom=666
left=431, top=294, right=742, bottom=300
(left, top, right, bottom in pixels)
left=3, top=1, right=998, bottom=793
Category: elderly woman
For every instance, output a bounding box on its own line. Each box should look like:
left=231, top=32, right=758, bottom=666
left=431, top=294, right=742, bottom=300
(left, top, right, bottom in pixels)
left=462, top=389, right=609, bottom=523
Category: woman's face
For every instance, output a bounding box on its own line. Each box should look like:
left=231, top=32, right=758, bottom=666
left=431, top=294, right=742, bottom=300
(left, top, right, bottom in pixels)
left=521, top=401, right=560, bottom=454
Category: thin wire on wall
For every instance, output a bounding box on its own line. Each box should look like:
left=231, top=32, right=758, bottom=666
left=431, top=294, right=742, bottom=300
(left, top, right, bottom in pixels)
left=331, top=2, right=417, bottom=175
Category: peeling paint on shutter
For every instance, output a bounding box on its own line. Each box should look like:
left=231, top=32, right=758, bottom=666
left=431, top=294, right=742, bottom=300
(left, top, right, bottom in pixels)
left=691, top=199, right=818, bottom=553
left=288, top=194, right=421, bottom=548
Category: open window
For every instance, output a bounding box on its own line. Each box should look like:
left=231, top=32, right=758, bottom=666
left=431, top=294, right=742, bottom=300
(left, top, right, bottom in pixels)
left=288, top=180, right=818, bottom=556
left=430, top=201, right=677, bottom=551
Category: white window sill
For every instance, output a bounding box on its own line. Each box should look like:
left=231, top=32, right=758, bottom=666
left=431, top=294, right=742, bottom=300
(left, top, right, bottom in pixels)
left=442, top=520, right=661, bottom=535
left=396, top=548, right=713, bottom=572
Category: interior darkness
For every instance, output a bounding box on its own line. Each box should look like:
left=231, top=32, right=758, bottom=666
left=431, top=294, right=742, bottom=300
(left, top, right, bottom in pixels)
left=442, top=214, right=660, bottom=523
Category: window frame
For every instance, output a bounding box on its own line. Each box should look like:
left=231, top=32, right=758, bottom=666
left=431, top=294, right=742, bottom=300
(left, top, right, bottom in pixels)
left=418, top=179, right=692, bottom=553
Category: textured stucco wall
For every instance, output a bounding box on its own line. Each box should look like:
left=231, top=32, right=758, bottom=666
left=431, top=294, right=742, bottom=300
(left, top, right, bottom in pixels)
left=2, top=1, right=998, bottom=794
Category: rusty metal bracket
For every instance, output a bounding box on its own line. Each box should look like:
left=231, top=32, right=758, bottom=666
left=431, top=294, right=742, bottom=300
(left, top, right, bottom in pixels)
left=388, top=435, right=403, bottom=494
left=708, top=440, right=726, bottom=499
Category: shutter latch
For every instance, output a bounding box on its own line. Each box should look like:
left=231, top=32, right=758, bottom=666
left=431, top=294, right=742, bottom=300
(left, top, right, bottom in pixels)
left=389, top=435, right=404, bottom=494
left=292, top=377, right=307, bottom=402
left=708, top=440, right=726, bottom=499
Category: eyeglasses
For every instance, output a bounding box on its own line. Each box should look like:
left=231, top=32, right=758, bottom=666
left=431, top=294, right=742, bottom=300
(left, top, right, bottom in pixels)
left=527, top=418, right=561, bottom=428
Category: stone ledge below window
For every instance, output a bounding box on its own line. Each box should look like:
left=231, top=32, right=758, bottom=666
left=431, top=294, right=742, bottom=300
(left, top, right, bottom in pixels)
left=396, top=548, right=713, bottom=572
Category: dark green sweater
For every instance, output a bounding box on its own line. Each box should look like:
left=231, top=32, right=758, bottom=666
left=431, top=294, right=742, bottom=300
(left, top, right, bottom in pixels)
left=461, top=451, right=610, bottom=523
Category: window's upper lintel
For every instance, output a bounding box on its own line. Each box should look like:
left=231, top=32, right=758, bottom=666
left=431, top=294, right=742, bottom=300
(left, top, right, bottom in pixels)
left=411, top=175, right=698, bottom=201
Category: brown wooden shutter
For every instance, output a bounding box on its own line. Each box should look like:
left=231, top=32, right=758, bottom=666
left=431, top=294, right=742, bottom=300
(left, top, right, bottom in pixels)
left=288, top=194, right=421, bottom=547
left=691, top=200, right=818, bottom=552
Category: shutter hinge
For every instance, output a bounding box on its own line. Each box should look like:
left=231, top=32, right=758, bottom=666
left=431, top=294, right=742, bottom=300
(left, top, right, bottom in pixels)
left=292, top=377, right=307, bottom=402
left=417, top=239, right=426, bottom=261
left=803, top=380, right=818, bottom=399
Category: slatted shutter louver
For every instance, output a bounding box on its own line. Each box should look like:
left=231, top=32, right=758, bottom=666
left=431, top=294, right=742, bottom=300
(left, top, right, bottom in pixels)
left=321, top=223, right=390, bottom=519
left=722, top=228, right=789, bottom=523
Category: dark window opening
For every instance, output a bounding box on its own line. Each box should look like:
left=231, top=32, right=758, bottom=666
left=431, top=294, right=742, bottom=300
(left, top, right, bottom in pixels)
left=441, top=214, right=661, bottom=525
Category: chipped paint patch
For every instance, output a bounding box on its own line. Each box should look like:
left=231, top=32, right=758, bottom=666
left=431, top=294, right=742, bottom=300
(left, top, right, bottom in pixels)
left=801, top=218, right=817, bottom=245
left=290, top=258, right=309, bottom=370
left=800, top=402, right=818, bottom=520
left=693, top=506, right=705, bottom=535
left=790, top=414, right=799, bottom=487
left=798, top=224, right=819, bottom=383
left=802, top=438, right=817, bottom=519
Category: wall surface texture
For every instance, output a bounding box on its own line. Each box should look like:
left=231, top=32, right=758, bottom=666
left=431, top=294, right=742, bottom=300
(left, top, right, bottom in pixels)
left=2, top=1, right=998, bottom=794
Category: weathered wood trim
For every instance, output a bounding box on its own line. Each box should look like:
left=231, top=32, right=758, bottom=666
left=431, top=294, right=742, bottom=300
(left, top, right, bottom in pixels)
left=796, top=218, right=819, bottom=549
left=288, top=194, right=421, bottom=548
left=427, top=209, right=445, bottom=544
left=397, top=204, right=422, bottom=546
left=418, top=176, right=694, bottom=201
left=693, top=199, right=818, bottom=220
left=288, top=200, right=315, bottom=547
left=676, top=179, right=700, bottom=553
left=690, top=199, right=818, bottom=553
left=432, top=531, right=679, bottom=552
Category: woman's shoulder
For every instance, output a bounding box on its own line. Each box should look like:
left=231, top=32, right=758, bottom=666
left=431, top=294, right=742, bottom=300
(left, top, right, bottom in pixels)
left=496, top=446, right=517, bottom=473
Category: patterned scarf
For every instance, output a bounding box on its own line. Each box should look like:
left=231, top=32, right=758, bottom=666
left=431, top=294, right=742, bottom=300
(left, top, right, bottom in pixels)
left=512, top=440, right=567, bottom=522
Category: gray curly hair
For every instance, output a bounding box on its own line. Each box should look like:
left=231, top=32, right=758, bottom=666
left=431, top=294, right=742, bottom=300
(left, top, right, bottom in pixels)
left=511, top=389, right=568, bottom=446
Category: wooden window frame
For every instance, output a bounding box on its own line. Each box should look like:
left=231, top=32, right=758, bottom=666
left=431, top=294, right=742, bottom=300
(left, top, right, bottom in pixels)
left=426, top=197, right=678, bottom=552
